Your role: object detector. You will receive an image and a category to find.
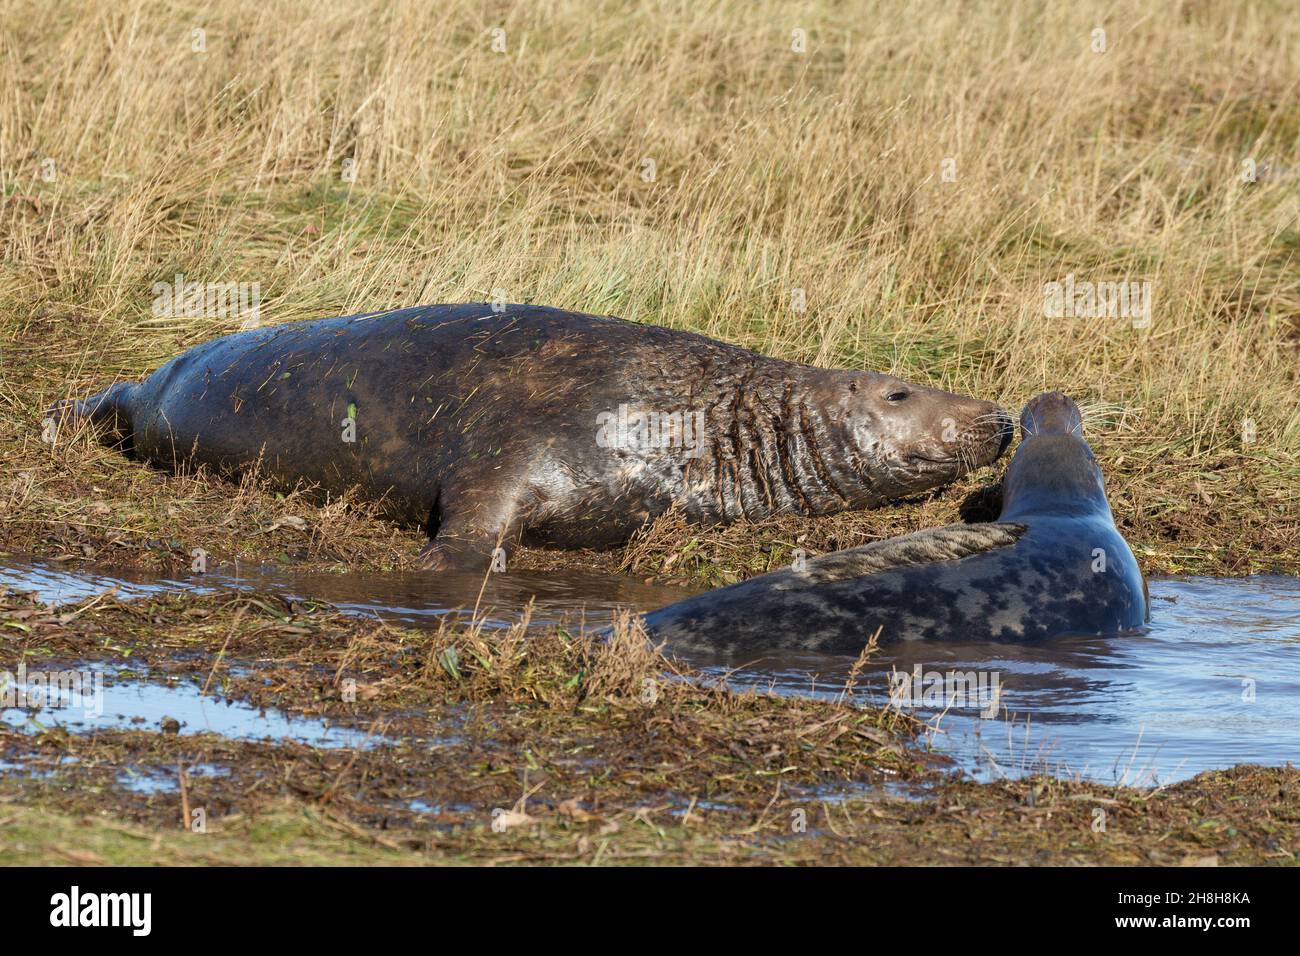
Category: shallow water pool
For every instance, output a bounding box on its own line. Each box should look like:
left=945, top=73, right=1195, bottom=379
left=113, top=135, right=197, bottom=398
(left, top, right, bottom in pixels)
left=1, top=555, right=1295, bottom=785
left=684, top=575, right=1300, bottom=785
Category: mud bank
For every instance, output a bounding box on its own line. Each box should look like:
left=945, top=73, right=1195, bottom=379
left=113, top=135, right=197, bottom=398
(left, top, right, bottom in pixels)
left=1, top=584, right=1295, bottom=866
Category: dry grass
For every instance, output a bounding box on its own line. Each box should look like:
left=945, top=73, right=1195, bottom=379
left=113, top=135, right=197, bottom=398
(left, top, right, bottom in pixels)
left=0, top=0, right=1297, bottom=577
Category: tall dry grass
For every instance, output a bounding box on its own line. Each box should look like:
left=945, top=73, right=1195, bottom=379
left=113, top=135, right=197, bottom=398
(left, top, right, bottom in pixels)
left=0, top=0, right=1296, bottom=569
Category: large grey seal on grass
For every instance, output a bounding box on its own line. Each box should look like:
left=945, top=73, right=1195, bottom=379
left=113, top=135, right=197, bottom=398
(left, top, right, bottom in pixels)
left=639, top=391, right=1148, bottom=654
left=54, top=303, right=1011, bottom=571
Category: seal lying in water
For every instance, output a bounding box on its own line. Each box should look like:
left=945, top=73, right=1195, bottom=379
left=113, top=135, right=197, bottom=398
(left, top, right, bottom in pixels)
left=56, top=304, right=1011, bottom=571
left=639, top=392, right=1148, bottom=654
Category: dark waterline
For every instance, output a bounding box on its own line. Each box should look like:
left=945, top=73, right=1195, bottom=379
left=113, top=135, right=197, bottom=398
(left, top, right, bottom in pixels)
left=1, top=555, right=1296, bottom=786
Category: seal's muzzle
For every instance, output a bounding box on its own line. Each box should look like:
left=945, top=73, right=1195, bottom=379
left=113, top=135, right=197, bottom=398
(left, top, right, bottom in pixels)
left=1019, top=391, right=1083, bottom=438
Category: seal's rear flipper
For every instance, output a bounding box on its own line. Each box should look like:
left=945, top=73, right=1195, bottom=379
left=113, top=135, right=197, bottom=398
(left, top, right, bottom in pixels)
left=46, top=382, right=137, bottom=450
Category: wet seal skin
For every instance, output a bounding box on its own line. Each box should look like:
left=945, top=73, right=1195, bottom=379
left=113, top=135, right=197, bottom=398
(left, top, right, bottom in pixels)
left=52, top=304, right=1011, bottom=571
left=639, top=391, right=1148, bottom=655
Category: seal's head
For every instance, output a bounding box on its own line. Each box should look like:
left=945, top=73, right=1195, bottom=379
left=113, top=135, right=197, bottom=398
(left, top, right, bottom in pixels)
left=999, top=391, right=1109, bottom=519
left=818, top=371, right=1013, bottom=500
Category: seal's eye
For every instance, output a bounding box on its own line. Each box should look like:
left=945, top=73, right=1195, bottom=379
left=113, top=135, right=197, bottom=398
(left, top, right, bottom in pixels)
left=885, top=389, right=910, bottom=403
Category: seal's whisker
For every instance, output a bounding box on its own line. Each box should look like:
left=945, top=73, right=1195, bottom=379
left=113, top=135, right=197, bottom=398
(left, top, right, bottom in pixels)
left=1075, top=401, right=1126, bottom=430
left=1022, top=406, right=1041, bottom=436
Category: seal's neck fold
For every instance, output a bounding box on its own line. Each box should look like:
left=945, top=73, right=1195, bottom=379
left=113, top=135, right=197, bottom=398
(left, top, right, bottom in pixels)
left=997, top=434, right=1111, bottom=521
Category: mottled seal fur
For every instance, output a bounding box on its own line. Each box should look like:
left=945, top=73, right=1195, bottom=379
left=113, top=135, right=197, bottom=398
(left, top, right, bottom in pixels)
left=639, top=392, right=1148, bottom=654
left=55, top=303, right=1011, bottom=570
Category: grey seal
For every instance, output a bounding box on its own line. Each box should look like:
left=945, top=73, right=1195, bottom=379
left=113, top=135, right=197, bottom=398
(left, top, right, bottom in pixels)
left=55, top=304, right=1011, bottom=571
left=639, top=391, right=1148, bottom=654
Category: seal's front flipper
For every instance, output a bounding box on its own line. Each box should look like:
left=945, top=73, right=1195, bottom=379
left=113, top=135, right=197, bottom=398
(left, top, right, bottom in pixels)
left=776, top=521, right=1027, bottom=587
left=416, top=535, right=511, bottom=573
left=416, top=498, right=525, bottom=573
left=416, top=463, right=534, bottom=572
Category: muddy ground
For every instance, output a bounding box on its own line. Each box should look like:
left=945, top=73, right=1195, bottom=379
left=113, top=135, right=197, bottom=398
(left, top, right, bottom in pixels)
left=0, top=587, right=1295, bottom=865
left=1, top=370, right=1296, bottom=867
left=1, top=406, right=1297, bottom=867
